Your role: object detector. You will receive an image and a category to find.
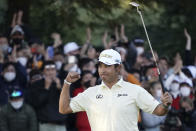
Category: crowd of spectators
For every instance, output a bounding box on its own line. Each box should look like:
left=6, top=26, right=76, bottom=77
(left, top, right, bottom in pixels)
left=0, top=10, right=195, bottom=131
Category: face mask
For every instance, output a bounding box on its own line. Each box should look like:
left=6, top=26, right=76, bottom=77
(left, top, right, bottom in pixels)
left=92, top=68, right=96, bottom=74
left=170, top=83, right=179, bottom=92
left=55, top=61, right=62, bottom=70
left=10, top=100, right=23, bottom=109
left=75, top=54, right=80, bottom=60
left=12, top=38, right=23, bottom=45
left=136, top=47, right=144, bottom=55
left=156, top=89, right=162, bottom=98
left=17, top=57, right=28, bottom=67
left=180, top=87, right=191, bottom=97
left=83, top=80, right=91, bottom=88
left=0, top=44, right=9, bottom=53
left=4, top=72, right=16, bottom=82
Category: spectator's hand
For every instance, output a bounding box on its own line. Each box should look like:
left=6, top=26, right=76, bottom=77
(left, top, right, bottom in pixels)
left=8, top=45, right=17, bottom=62
left=45, top=76, right=53, bottom=90
left=120, top=24, right=128, bottom=43
left=86, top=27, right=91, bottom=44
left=161, top=92, right=173, bottom=107
left=16, top=10, right=23, bottom=25
left=65, top=72, right=80, bottom=83
left=11, top=13, right=17, bottom=28
left=114, top=26, right=119, bottom=42
left=51, top=32, right=62, bottom=48
left=184, top=28, right=191, bottom=40
left=102, top=30, right=108, bottom=49
left=53, top=76, right=61, bottom=89
left=33, top=55, right=38, bottom=68
left=184, top=28, right=191, bottom=50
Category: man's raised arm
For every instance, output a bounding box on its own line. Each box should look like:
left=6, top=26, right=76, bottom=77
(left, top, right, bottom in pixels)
left=59, top=72, right=80, bottom=114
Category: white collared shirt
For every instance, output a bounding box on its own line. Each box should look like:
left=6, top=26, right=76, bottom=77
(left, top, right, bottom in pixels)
left=70, top=79, right=159, bottom=131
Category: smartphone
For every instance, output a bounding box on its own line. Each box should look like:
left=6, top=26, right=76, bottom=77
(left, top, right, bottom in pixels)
left=47, top=46, right=54, bottom=59
left=68, top=56, right=77, bottom=64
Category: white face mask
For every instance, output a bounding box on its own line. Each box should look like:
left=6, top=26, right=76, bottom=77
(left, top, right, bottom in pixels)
left=170, top=83, right=179, bottom=92
left=55, top=61, right=62, bottom=70
left=4, top=72, right=16, bottom=82
left=17, top=57, right=28, bottom=67
left=10, top=100, right=23, bottom=109
left=180, top=87, right=191, bottom=97
left=0, top=44, right=9, bottom=53
left=136, top=47, right=144, bottom=55
left=156, top=89, right=162, bottom=98
left=92, top=68, right=96, bottom=74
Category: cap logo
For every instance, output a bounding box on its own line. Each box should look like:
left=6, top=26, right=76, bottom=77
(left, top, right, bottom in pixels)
left=100, top=54, right=112, bottom=58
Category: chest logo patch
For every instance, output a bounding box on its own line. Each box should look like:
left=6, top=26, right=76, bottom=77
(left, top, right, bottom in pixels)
left=117, top=94, right=128, bottom=97
left=96, top=94, right=103, bottom=99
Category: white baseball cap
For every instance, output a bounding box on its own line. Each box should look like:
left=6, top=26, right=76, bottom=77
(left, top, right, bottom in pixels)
left=98, top=49, right=121, bottom=65
left=64, top=42, right=79, bottom=54
left=11, top=25, right=24, bottom=35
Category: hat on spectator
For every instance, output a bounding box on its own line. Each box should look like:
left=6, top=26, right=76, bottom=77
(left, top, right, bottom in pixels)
left=132, top=38, right=144, bottom=46
left=64, top=42, right=79, bottom=54
left=180, top=79, right=193, bottom=88
left=187, top=66, right=196, bottom=78
left=11, top=25, right=24, bottom=35
left=98, top=49, right=121, bottom=65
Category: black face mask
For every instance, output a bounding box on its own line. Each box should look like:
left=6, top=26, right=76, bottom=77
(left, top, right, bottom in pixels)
left=83, top=80, right=91, bottom=88
left=12, top=38, right=23, bottom=45
left=75, top=54, right=80, bottom=60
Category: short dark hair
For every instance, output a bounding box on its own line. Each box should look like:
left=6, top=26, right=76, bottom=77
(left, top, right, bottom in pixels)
left=41, top=60, right=55, bottom=71
left=81, top=70, right=93, bottom=78
left=79, top=58, right=93, bottom=69
left=2, top=62, right=16, bottom=71
left=29, top=69, right=41, bottom=79
left=159, top=56, right=169, bottom=63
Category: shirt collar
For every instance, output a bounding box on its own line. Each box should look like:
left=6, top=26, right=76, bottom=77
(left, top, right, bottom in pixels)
left=100, top=76, right=123, bottom=89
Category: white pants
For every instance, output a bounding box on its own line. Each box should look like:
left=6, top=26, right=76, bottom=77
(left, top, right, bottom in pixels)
left=39, top=123, right=67, bottom=131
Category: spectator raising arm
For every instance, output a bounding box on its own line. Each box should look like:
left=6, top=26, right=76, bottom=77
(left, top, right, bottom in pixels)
left=59, top=72, right=80, bottom=114
left=80, top=27, right=92, bottom=57
left=120, top=24, right=128, bottom=43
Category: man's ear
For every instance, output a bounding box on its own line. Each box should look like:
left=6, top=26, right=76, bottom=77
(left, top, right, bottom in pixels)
left=117, top=64, right=122, bottom=73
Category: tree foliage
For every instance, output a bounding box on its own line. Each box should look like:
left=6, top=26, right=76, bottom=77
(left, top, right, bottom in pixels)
left=0, top=0, right=195, bottom=56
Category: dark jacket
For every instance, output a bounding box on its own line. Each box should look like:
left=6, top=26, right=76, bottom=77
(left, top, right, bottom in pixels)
left=26, top=78, right=67, bottom=124
left=0, top=102, right=37, bottom=131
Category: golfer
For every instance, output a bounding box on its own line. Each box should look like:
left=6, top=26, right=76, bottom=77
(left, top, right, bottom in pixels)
left=59, top=49, right=172, bottom=131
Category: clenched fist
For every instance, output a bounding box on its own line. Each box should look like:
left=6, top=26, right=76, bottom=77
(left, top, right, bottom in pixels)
left=65, top=72, right=81, bottom=84
left=161, top=92, right=173, bottom=107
